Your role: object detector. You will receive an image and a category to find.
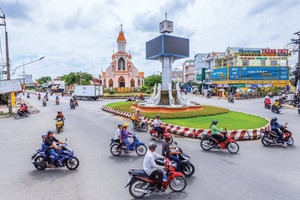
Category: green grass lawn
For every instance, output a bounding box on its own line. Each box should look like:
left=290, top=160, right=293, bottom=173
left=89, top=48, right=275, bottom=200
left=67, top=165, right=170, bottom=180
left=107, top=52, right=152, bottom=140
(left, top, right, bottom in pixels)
left=164, top=112, right=268, bottom=130
left=103, top=92, right=151, bottom=97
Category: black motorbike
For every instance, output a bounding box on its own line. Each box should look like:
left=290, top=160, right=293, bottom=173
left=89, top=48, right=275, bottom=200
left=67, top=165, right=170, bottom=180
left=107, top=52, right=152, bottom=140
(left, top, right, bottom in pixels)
left=172, top=142, right=195, bottom=177
left=271, top=106, right=280, bottom=114
left=70, top=102, right=76, bottom=109
left=14, top=109, right=30, bottom=119
left=298, top=104, right=300, bottom=115
left=261, top=125, right=294, bottom=147
left=228, top=97, right=234, bottom=103
left=42, top=99, right=47, bottom=107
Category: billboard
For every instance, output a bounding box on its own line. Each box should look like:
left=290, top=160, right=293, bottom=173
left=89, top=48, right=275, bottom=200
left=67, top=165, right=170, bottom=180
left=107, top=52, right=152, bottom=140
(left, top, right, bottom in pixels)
left=0, top=79, right=22, bottom=94
left=229, top=66, right=289, bottom=80
left=211, top=68, right=227, bottom=81
left=146, top=35, right=189, bottom=60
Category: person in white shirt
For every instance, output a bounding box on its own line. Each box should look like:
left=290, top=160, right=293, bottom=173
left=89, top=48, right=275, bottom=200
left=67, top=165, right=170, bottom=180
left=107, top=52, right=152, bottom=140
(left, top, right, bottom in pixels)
left=153, top=115, right=164, bottom=137
left=143, top=143, right=165, bottom=191
left=113, top=123, right=123, bottom=150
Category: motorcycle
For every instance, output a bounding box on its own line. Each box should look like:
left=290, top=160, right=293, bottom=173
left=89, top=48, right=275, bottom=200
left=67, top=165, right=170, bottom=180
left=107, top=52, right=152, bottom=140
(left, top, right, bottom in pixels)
left=298, top=104, right=300, bottom=115
left=200, top=130, right=240, bottom=154
left=125, top=158, right=187, bottom=198
left=42, top=99, right=47, bottom=107
left=228, top=97, right=234, bottom=103
left=38, top=95, right=41, bottom=100
left=110, top=133, right=147, bottom=156
left=264, top=102, right=271, bottom=109
left=131, top=116, right=148, bottom=132
left=261, top=124, right=294, bottom=147
left=74, top=99, right=79, bottom=107
left=149, top=126, right=173, bottom=144
left=172, top=142, right=195, bottom=177
left=271, top=106, right=281, bottom=114
left=70, top=102, right=76, bottom=109
left=27, top=94, right=30, bottom=99
left=56, top=99, right=60, bottom=105
left=31, top=139, right=79, bottom=170
left=55, top=118, right=64, bottom=134
left=14, top=109, right=30, bottom=119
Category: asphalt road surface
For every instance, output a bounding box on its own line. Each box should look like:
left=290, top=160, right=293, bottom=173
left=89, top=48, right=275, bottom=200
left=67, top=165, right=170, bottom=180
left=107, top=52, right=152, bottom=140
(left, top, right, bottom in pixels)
left=0, top=93, right=299, bottom=200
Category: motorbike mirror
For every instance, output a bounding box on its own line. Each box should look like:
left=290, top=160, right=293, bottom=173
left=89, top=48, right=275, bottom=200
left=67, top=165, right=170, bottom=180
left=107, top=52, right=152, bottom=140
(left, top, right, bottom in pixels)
left=65, top=138, right=67, bottom=142
left=285, top=122, right=288, bottom=125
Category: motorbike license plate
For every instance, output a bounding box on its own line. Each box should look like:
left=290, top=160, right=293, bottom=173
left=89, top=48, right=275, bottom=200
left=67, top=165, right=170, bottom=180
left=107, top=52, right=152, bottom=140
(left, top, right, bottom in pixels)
left=124, top=177, right=132, bottom=188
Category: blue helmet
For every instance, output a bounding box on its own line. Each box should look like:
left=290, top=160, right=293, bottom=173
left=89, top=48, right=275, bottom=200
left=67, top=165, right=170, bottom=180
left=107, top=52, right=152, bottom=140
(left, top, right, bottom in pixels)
left=212, top=120, right=218, bottom=125
left=47, top=130, right=54, bottom=135
left=271, top=117, right=277, bottom=121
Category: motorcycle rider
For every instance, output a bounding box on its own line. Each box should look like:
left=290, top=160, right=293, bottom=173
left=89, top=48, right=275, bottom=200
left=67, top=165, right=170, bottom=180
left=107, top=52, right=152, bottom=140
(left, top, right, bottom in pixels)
left=56, top=110, right=65, bottom=126
left=27, top=92, right=30, bottom=98
left=135, top=109, right=143, bottom=128
left=264, top=96, right=271, bottom=107
left=55, top=96, right=60, bottom=103
left=154, top=115, right=164, bottom=138
left=70, top=97, right=74, bottom=107
left=272, top=99, right=280, bottom=109
left=121, top=123, right=132, bottom=153
left=228, top=92, right=233, bottom=101
left=43, top=130, right=65, bottom=168
left=20, top=103, right=27, bottom=115
left=38, top=93, right=41, bottom=99
left=270, top=117, right=287, bottom=148
left=113, top=123, right=123, bottom=150
left=143, top=143, right=165, bottom=192
left=210, top=120, right=225, bottom=143
left=162, top=133, right=181, bottom=172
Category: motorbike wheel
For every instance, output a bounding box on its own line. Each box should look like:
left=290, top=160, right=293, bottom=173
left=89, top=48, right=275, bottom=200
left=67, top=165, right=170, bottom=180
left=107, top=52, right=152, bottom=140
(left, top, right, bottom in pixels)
left=182, top=163, right=195, bottom=177
left=110, top=144, right=121, bottom=156
left=200, top=139, right=212, bottom=151
left=136, top=144, right=147, bottom=156
left=129, top=179, right=147, bottom=198
left=287, top=137, right=294, bottom=146
left=227, top=142, right=239, bottom=154
left=25, top=112, right=30, bottom=117
left=14, top=113, right=20, bottom=119
left=33, top=155, right=47, bottom=170
left=168, top=136, right=173, bottom=144
left=57, top=127, right=60, bottom=134
left=141, top=123, right=148, bottom=132
left=261, top=136, right=271, bottom=146
left=169, top=176, right=187, bottom=192
left=65, top=157, right=80, bottom=170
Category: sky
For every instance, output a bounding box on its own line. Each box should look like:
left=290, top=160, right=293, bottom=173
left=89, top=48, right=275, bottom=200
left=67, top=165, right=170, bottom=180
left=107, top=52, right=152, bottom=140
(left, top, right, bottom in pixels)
left=0, top=0, right=300, bottom=80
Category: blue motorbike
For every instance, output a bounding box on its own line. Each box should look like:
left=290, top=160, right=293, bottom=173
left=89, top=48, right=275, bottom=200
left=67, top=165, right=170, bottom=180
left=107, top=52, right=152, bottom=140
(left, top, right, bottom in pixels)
left=110, top=133, right=147, bottom=156
left=31, top=139, right=79, bottom=170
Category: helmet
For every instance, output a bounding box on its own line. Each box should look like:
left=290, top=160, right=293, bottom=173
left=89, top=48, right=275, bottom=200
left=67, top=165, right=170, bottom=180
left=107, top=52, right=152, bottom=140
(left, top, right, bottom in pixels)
left=271, top=117, right=277, bottom=121
left=136, top=109, right=140, bottom=112
left=47, top=130, right=54, bottom=135
left=57, top=110, right=62, bottom=113
left=123, top=123, right=129, bottom=128
left=148, top=142, right=157, bottom=149
left=212, top=120, right=218, bottom=125
left=156, top=115, right=160, bottom=118
left=275, top=99, right=278, bottom=101
left=118, top=123, right=123, bottom=127
left=165, top=133, right=171, bottom=139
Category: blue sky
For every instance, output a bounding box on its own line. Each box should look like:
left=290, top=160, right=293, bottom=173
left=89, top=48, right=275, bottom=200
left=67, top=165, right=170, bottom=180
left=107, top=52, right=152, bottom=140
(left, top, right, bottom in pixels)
left=0, top=0, right=299, bottom=80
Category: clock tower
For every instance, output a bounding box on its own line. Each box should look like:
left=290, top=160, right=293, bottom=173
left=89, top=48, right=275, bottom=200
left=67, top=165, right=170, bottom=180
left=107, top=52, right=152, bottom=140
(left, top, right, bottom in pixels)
left=159, top=13, right=173, bottom=34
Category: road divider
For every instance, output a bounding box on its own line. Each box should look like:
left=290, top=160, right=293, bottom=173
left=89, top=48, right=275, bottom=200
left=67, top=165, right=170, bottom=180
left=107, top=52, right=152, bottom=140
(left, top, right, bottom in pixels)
left=102, top=106, right=270, bottom=141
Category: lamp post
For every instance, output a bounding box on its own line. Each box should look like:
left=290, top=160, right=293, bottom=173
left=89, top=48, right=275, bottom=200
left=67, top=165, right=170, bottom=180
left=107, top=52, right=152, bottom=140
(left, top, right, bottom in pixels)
left=12, top=56, right=45, bottom=76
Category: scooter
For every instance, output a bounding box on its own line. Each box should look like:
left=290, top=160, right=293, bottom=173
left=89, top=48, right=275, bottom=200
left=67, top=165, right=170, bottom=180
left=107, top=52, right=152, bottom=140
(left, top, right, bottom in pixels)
left=200, top=130, right=240, bottom=154
left=261, top=124, right=294, bottom=146
left=228, top=97, right=234, bottom=103
left=42, top=99, right=47, bottom=107
left=271, top=106, right=281, bottom=114
left=125, top=158, right=187, bottom=199
left=172, top=142, right=195, bottom=177
left=14, top=109, right=30, bottom=119
left=149, top=126, right=173, bottom=144
left=56, top=99, right=60, bottom=105
left=70, top=102, right=76, bottom=109
left=131, top=116, right=148, bottom=132
left=298, top=104, right=300, bottom=115
left=55, top=118, right=64, bottom=134
left=264, top=102, right=271, bottom=109
left=31, top=139, right=79, bottom=170
left=110, top=133, right=147, bottom=156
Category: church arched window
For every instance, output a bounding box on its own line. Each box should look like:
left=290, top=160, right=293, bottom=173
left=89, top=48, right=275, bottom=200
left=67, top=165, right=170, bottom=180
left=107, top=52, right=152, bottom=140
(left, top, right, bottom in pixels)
left=118, top=57, right=125, bottom=70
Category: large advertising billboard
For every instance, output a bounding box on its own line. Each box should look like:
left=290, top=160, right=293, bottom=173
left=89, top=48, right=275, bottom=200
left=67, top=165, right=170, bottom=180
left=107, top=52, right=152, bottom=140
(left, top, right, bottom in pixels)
left=211, top=68, right=227, bottom=81
left=0, top=79, right=22, bottom=94
left=228, top=66, right=289, bottom=80
left=146, top=35, right=189, bottom=60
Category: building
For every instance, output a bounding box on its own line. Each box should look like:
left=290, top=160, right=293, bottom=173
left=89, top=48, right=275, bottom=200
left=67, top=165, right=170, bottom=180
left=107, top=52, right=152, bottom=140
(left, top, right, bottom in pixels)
left=210, top=47, right=290, bottom=92
left=182, top=59, right=195, bottom=83
left=172, top=68, right=183, bottom=83
left=194, top=53, right=208, bottom=83
left=100, top=26, right=144, bottom=90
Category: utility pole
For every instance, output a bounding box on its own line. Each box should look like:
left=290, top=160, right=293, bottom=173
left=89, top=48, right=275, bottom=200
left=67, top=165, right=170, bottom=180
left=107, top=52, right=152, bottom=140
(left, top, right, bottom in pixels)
left=291, top=31, right=300, bottom=93
left=0, top=8, right=12, bottom=113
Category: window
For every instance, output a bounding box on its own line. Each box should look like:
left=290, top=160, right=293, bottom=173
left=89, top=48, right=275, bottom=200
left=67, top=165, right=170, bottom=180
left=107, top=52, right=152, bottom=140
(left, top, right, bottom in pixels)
left=242, top=60, right=249, bottom=66
left=261, top=60, right=265, bottom=66
left=270, top=60, right=277, bottom=66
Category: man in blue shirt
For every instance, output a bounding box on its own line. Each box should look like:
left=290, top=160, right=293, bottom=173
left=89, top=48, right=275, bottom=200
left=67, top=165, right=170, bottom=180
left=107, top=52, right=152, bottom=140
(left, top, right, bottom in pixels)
left=270, top=117, right=286, bottom=148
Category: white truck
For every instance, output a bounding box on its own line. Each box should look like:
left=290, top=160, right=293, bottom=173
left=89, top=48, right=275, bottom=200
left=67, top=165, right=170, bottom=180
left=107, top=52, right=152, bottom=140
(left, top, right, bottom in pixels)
left=73, top=85, right=103, bottom=100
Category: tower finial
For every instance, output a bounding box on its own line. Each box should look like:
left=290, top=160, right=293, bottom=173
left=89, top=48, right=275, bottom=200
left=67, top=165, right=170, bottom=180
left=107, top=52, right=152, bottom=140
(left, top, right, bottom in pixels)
left=165, top=12, right=167, bottom=20
left=120, top=24, right=123, bottom=32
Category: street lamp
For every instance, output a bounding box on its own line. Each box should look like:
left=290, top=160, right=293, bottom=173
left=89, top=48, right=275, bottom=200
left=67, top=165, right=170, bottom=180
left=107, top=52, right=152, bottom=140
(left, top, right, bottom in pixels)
left=12, top=56, right=45, bottom=76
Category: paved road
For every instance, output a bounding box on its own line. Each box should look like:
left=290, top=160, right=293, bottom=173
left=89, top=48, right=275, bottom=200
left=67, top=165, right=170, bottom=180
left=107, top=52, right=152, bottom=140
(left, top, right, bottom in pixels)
left=0, top=93, right=299, bottom=200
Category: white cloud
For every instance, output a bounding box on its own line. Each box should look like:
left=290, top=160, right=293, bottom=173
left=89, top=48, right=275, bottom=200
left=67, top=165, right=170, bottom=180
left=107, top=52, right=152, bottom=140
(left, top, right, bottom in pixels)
left=0, top=0, right=299, bottom=80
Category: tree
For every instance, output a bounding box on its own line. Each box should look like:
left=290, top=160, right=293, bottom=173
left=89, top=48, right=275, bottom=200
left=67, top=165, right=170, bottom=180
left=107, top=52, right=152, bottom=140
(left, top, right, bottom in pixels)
left=37, top=76, right=51, bottom=84
left=144, top=75, right=162, bottom=87
left=61, top=72, right=93, bottom=86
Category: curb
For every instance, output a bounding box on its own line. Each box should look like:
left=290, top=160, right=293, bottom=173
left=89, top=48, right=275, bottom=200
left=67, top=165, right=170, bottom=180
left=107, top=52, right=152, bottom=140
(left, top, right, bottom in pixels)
left=102, top=106, right=270, bottom=141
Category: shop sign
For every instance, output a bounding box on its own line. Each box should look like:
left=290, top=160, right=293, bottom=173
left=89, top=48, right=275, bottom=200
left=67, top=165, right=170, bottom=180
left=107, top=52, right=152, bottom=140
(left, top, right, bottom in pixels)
left=211, top=68, right=227, bottom=81
left=239, top=49, right=261, bottom=54
left=230, top=83, right=245, bottom=87
left=251, top=84, right=259, bottom=89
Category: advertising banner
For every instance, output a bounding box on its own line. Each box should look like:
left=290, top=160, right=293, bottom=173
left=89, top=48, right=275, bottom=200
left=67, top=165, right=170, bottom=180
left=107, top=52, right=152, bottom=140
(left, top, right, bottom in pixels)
left=211, top=68, right=227, bottom=81
left=0, top=79, right=22, bottom=94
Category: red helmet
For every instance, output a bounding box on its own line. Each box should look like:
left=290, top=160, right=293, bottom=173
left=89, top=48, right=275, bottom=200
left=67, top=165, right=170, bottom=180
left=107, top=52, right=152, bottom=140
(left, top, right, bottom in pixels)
left=165, top=133, right=171, bottom=139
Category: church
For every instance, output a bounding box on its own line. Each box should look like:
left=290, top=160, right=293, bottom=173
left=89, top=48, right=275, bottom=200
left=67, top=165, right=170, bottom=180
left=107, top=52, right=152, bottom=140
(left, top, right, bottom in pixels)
left=100, top=26, right=144, bottom=90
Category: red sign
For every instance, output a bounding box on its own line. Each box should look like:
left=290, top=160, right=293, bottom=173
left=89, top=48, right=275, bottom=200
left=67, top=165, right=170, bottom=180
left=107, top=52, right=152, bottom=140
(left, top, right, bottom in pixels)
left=262, top=49, right=288, bottom=54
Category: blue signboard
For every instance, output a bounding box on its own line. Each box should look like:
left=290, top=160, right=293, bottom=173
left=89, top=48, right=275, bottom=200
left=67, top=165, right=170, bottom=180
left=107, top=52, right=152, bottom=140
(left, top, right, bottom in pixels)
left=228, top=66, right=289, bottom=81
left=211, top=68, right=227, bottom=81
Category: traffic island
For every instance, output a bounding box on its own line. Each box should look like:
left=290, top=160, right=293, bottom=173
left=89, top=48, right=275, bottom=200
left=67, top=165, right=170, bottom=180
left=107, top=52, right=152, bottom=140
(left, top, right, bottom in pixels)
left=102, top=102, right=269, bottom=140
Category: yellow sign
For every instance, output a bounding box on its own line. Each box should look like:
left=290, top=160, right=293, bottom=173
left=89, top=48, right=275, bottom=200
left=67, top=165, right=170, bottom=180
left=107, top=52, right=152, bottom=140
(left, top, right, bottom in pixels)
left=116, top=87, right=131, bottom=92
left=11, top=92, right=15, bottom=107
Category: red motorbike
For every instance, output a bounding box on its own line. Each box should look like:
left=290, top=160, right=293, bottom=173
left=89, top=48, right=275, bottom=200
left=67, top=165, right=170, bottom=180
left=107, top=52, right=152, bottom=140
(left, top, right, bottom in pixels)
left=264, top=102, right=271, bottom=109
left=149, top=126, right=173, bottom=143
left=125, top=158, right=187, bottom=198
left=200, top=130, right=240, bottom=154
left=261, top=124, right=294, bottom=146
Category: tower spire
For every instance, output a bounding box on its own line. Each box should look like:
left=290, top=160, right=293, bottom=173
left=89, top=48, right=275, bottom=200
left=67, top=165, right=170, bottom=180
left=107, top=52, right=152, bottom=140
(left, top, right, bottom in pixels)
left=120, top=24, right=123, bottom=32
left=165, top=12, right=167, bottom=20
